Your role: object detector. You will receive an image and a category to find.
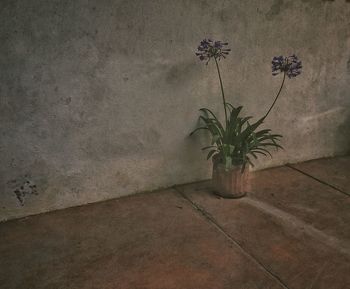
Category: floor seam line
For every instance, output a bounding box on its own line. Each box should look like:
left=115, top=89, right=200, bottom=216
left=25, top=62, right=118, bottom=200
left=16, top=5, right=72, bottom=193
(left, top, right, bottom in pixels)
left=242, top=197, right=350, bottom=257
left=285, top=164, right=349, bottom=197
left=173, top=186, right=291, bottom=289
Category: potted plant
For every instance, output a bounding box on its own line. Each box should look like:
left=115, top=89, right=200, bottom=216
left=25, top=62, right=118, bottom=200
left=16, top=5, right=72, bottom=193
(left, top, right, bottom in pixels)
left=191, top=39, right=302, bottom=198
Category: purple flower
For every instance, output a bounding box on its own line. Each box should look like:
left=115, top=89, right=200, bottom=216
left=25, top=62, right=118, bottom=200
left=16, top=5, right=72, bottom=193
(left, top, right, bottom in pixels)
left=272, top=55, right=302, bottom=78
left=195, top=39, right=231, bottom=64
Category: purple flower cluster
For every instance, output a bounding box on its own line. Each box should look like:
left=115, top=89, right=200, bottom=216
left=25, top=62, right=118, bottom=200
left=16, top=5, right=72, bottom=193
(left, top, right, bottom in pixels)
left=272, top=55, right=302, bottom=78
left=195, top=39, right=231, bottom=64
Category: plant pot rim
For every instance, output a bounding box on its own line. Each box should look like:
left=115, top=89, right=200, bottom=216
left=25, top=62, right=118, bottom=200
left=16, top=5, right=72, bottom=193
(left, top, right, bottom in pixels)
left=214, top=163, right=247, bottom=171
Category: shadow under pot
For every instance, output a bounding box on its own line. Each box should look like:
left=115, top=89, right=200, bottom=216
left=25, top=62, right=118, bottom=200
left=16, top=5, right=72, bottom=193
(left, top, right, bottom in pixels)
left=212, top=161, right=249, bottom=199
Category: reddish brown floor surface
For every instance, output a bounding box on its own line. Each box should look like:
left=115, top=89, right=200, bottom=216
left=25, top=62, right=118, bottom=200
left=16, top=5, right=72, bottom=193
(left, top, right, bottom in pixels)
left=288, top=156, right=350, bottom=195
left=1, top=157, right=349, bottom=289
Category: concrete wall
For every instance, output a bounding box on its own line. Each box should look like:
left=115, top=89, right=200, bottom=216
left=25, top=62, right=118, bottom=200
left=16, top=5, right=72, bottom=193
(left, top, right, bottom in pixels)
left=1, top=0, right=349, bottom=221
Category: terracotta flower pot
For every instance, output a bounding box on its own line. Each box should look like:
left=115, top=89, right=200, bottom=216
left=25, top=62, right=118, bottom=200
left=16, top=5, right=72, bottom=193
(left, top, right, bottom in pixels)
left=212, top=163, right=249, bottom=198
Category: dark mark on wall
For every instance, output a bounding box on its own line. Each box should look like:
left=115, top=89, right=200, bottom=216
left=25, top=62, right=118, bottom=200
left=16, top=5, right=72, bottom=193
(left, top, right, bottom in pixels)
left=12, top=179, right=38, bottom=206
left=265, top=0, right=284, bottom=20
left=347, top=58, right=350, bottom=74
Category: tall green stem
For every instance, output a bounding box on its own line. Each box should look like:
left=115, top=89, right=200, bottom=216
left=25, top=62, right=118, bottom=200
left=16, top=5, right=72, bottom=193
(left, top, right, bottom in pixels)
left=214, top=58, right=228, bottom=128
left=264, top=72, right=286, bottom=120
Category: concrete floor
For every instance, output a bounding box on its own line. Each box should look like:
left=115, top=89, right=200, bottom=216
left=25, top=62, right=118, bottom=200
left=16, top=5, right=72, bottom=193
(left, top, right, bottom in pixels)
left=0, top=157, right=349, bottom=289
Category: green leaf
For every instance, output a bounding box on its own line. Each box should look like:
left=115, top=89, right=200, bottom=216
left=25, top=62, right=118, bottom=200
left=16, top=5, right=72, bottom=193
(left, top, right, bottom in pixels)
left=253, top=148, right=273, bottom=157
left=259, top=142, right=283, bottom=149
left=229, top=144, right=235, bottom=154
left=255, top=129, right=272, bottom=138
left=250, top=150, right=268, bottom=157
left=246, top=156, right=254, bottom=167
left=190, top=126, right=208, bottom=136
left=199, top=116, right=223, bottom=138
left=199, top=108, right=224, bottom=132
left=225, top=156, right=232, bottom=169
left=225, top=102, right=234, bottom=112
left=211, top=134, right=220, bottom=145
left=250, top=151, right=258, bottom=159
left=201, top=145, right=217, bottom=151
left=207, top=150, right=217, bottom=160
left=229, top=105, right=243, bottom=122
left=241, top=116, right=265, bottom=140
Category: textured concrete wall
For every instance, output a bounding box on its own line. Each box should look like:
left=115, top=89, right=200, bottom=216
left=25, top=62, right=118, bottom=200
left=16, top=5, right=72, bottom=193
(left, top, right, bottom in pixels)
left=1, top=0, right=349, bottom=221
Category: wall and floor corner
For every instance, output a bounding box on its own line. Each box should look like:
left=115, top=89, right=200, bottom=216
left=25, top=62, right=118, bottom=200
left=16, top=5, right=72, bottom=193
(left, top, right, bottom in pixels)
left=0, top=0, right=349, bottom=221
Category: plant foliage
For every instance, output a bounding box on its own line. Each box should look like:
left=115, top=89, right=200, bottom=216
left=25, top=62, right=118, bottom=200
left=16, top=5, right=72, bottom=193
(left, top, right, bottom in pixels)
left=191, top=104, right=282, bottom=170
left=192, top=39, right=302, bottom=170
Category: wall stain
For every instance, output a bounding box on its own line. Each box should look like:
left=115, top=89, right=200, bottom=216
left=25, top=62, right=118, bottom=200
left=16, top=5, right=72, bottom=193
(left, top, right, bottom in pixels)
left=115, top=171, right=131, bottom=188
left=166, top=62, right=196, bottom=85
left=266, top=0, right=333, bottom=20
left=65, top=97, right=71, bottom=105
left=10, top=178, right=38, bottom=206
left=265, top=0, right=284, bottom=20
left=301, top=0, right=330, bottom=6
